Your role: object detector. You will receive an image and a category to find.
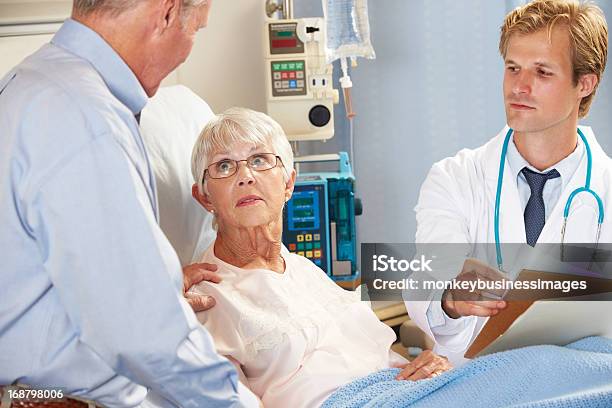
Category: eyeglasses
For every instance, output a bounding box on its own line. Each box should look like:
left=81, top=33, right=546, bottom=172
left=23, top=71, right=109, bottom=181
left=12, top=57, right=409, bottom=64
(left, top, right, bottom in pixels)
left=204, top=153, right=283, bottom=180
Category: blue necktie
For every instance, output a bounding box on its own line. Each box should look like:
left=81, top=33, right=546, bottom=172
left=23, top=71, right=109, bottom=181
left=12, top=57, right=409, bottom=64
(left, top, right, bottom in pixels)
left=522, top=167, right=560, bottom=246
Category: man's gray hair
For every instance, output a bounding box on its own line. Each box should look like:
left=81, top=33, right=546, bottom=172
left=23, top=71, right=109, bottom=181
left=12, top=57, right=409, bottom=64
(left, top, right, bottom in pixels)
left=191, top=107, right=295, bottom=195
left=73, top=0, right=207, bottom=16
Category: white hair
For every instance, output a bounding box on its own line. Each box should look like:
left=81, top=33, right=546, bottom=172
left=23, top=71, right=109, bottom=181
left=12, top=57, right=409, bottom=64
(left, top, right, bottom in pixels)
left=191, top=107, right=295, bottom=195
left=73, top=0, right=207, bottom=16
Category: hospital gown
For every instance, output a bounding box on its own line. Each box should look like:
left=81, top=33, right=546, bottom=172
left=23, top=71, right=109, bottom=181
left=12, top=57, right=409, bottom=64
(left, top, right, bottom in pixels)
left=192, top=244, right=403, bottom=408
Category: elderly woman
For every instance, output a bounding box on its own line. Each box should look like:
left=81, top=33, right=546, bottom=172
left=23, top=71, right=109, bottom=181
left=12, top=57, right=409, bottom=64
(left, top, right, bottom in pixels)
left=189, top=107, right=451, bottom=408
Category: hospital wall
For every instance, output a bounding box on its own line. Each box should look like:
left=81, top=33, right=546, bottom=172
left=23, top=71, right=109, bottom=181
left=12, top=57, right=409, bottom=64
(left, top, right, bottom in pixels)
left=1, top=0, right=611, bottom=272
left=177, top=0, right=267, bottom=113
left=0, top=0, right=265, bottom=107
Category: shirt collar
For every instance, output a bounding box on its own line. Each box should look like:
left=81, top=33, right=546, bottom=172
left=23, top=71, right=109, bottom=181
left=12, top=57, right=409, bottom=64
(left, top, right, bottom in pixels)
left=507, top=132, right=584, bottom=190
left=51, top=18, right=147, bottom=115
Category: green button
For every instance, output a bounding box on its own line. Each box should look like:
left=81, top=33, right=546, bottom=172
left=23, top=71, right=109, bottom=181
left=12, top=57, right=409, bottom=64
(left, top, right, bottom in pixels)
left=296, top=62, right=304, bottom=70
left=288, top=63, right=296, bottom=70
left=273, top=63, right=281, bottom=71
left=314, top=242, right=321, bottom=249
left=297, top=243, right=305, bottom=250
left=280, top=63, right=288, bottom=70
left=305, top=243, right=313, bottom=250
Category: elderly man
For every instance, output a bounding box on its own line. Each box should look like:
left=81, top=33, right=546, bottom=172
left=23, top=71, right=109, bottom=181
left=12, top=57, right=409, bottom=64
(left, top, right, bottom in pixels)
left=0, top=1, right=258, bottom=406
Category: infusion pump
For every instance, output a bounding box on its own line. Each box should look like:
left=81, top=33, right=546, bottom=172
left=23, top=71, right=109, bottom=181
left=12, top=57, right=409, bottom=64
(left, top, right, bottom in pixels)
left=265, top=18, right=339, bottom=141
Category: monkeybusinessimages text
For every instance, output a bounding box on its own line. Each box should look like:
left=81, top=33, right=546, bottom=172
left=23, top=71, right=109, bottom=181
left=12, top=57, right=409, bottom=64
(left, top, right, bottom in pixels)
left=370, top=255, right=587, bottom=294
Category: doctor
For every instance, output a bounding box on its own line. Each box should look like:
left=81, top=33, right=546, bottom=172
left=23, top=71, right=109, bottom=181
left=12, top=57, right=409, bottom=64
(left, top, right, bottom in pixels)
left=406, top=0, right=610, bottom=367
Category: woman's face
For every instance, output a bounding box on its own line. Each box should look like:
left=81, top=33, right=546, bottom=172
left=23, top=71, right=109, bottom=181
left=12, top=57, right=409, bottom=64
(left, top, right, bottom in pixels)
left=193, top=142, right=295, bottom=230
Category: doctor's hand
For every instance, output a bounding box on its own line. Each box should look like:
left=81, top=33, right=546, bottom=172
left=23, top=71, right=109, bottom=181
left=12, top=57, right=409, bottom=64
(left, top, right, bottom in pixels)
left=442, top=258, right=508, bottom=319
left=182, top=262, right=221, bottom=312
left=395, top=350, right=452, bottom=381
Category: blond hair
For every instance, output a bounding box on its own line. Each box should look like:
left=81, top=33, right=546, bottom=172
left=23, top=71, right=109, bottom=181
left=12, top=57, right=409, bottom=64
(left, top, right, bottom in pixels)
left=499, top=0, right=608, bottom=117
left=191, top=107, right=294, bottom=195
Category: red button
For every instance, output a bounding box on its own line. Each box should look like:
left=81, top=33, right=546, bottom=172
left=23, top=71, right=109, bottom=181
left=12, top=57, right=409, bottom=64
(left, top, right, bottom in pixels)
left=289, top=71, right=296, bottom=79
left=289, top=243, right=297, bottom=250
left=281, top=72, right=289, bottom=79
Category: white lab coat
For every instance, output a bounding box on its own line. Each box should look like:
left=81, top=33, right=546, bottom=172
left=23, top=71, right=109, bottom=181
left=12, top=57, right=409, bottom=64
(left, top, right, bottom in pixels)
left=406, top=125, right=612, bottom=366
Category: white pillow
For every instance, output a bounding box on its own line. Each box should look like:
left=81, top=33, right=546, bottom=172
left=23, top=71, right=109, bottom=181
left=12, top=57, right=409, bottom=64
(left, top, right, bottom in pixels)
left=140, top=85, right=216, bottom=266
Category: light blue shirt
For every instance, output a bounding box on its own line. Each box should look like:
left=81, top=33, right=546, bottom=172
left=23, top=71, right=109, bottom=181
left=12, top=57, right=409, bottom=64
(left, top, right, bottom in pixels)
left=426, top=133, right=584, bottom=334
left=0, top=19, right=253, bottom=408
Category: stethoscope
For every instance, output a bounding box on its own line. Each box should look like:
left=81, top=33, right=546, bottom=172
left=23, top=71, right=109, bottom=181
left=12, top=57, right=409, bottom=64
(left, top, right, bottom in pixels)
left=494, top=128, right=604, bottom=270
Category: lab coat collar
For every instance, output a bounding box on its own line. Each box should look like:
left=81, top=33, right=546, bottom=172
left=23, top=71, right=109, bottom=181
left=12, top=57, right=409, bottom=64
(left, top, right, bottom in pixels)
left=484, top=125, right=606, bottom=185
left=51, top=18, right=148, bottom=116
left=506, top=132, right=584, bottom=194
left=485, top=125, right=603, bottom=173
left=484, top=125, right=607, bottom=243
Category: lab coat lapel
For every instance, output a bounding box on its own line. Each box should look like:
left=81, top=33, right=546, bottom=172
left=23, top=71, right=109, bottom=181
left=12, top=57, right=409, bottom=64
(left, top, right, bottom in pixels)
left=538, top=126, right=602, bottom=244
left=484, top=127, right=527, bottom=244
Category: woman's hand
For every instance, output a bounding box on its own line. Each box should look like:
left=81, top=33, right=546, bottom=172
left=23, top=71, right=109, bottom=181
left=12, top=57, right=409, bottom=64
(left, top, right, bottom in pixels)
left=395, top=350, right=452, bottom=381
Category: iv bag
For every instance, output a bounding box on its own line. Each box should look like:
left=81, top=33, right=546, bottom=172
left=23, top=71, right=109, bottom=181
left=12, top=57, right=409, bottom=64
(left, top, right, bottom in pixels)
left=322, top=0, right=375, bottom=64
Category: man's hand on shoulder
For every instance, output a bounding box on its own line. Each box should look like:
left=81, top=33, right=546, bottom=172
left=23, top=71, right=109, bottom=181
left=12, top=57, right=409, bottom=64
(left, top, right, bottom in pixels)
left=183, top=263, right=221, bottom=312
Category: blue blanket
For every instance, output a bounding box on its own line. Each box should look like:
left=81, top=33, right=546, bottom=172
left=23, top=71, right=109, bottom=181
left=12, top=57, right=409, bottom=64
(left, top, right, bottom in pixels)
left=322, top=337, right=612, bottom=408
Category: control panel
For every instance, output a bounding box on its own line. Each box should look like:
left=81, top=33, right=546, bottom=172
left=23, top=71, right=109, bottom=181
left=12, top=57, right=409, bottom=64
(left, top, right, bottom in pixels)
left=271, top=60, right=306, bottom=97
left=283, top=179, right=331, bottom=272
